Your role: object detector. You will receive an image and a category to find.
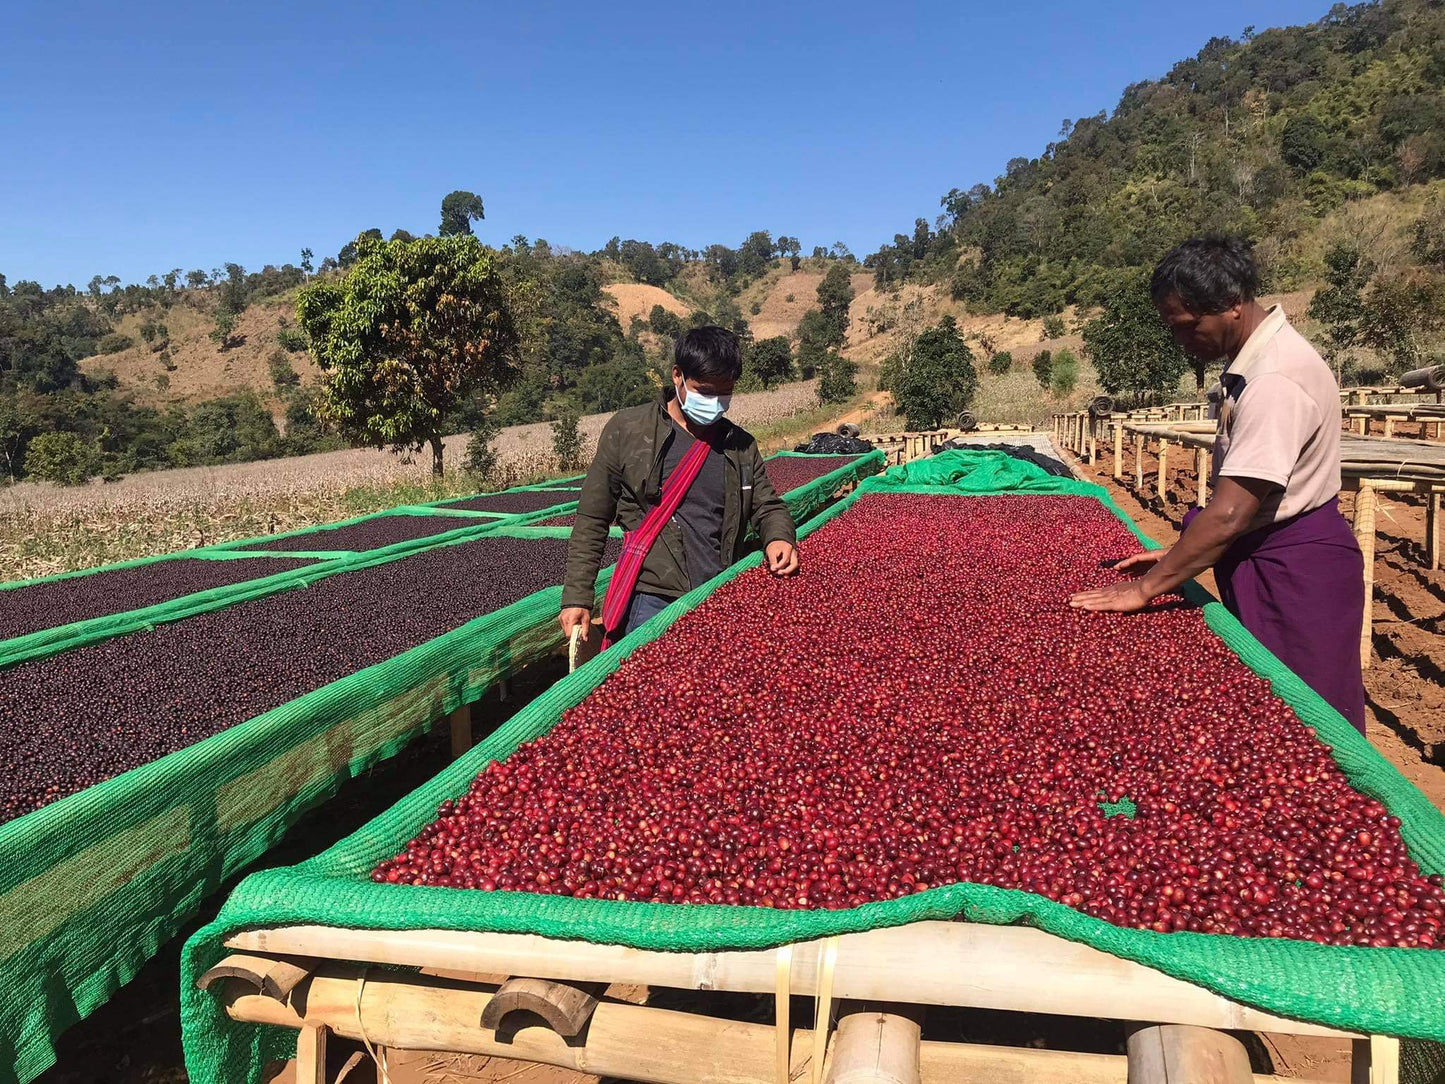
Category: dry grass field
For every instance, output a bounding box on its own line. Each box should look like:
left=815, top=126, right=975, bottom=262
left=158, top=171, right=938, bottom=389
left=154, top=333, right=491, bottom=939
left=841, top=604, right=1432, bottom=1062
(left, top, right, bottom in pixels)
left=0, top=379, right=837, bottom=582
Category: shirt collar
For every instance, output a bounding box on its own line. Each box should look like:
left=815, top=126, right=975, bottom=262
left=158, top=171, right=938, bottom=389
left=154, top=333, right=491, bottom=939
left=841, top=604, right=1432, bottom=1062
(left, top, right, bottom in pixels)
left=1221, top=305, right=1286, bottom=386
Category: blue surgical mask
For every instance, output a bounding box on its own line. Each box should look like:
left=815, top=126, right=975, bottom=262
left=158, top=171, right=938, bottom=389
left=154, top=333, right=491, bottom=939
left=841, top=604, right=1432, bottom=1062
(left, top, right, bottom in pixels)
left=677, top=380, right=731, bottom=426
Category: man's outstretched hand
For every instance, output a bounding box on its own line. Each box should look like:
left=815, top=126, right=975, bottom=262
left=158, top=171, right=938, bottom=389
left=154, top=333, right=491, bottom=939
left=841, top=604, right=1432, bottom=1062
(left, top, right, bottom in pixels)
left=765, top=540, right=800, bottom=576
left=1068, top=549, right=1166, bottom=613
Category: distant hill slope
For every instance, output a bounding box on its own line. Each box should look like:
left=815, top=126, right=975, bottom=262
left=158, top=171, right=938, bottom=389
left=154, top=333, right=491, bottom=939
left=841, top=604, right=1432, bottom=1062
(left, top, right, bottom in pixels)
left=78, top=291, right=321, bottom=412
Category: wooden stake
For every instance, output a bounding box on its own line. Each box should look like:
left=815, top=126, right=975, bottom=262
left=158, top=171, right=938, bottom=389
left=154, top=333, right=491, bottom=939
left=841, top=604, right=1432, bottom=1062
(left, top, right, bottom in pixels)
left=1426, top=489, right=1440, bottom=572
left=1134, top=433, right=1145, bottom=491
left=1157, top=440, right=1170, bottom=501
left=449, top=705, right=471, bottom=759
left=1353, top=484, right=1378, bottom=670
left=1113, top=423, right=1124, bottom=480
left=1126, top=1025, right=1251, bottom=1084
left=296, top=1024, right=328, bottom=1084
left=1196, top=446, right=1209, bottom=508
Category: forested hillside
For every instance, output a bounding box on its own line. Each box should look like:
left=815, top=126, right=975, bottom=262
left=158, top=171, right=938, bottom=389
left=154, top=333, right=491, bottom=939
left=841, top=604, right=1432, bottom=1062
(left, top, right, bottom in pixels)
left=5, top=0, right=1444, bottom=486
left=865, top=0, right=1445, bottom=386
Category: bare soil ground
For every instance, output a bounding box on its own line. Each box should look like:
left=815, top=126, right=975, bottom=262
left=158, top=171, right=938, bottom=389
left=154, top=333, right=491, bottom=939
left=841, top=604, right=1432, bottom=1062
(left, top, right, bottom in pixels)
left=599, top=283, right=692, bottom=329
left=81, top=294, right=320, bottom=410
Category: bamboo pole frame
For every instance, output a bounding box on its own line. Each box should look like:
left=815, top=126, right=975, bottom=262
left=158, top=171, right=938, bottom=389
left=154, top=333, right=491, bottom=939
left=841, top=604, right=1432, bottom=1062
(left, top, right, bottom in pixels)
left=1353, top=483, right=1378, bottom=671
left=225, top=922, right=1357, bottom=1039
left=204, top=944, right=1369, bottom=1084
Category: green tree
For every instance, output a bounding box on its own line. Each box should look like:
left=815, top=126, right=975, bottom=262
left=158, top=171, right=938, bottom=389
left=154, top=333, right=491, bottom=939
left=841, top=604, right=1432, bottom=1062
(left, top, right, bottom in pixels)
left=1041, top=314, right=1066, bottom=338
left=24, top=431, right=97, bottom=485
left=297, top=232, right=518, bottom=476
left=890, top=315, right=978, bottom=428
left=1280, top=114, right=1329, bottom=174
left=300, top=248, right=314, bottom=277
left=439, top=190, right=486, bottom=237
left=1050, top=347, right=1079, bottom=395
left=744, top=336, right=794, bottom=390
left=1031, top=348, right=1053, bottom=388
left=209, top=309, right=238, bottom=350
left=816, top=262, right=854, bottom=347
left=648, top=304, right=684, bottom=337
left=987, top=350, right=1013, bottom=375
left=1082, top=276, right=1188, bottom=402
left=816, top=350, right=857, bottom=404
left=1307, top=243, right=1373, bottom=369
left=551, top=408, right=584, bottom=469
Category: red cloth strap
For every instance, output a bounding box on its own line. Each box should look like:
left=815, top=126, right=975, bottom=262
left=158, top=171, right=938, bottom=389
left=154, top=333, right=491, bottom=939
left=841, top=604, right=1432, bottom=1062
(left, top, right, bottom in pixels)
left=599, top=435, right=713, bottom=647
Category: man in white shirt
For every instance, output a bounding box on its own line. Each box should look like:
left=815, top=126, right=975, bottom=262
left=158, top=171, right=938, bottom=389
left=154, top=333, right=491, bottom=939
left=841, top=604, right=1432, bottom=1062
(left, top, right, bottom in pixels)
left=1070, top=236, right=1366, bottom=733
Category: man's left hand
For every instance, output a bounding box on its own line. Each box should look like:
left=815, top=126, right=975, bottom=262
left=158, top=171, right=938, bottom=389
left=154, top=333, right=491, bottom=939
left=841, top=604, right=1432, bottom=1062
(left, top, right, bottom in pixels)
left=1069, top=579, right=1154, bottom=613
left=765, top=540, right=799, bottom=576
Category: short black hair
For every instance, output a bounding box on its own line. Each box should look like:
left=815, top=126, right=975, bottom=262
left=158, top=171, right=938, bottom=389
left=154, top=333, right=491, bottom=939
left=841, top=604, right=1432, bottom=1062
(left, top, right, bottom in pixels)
left=674, top=325, right=743, bottom=384
left=1150, top=236, right=1260, bottom=315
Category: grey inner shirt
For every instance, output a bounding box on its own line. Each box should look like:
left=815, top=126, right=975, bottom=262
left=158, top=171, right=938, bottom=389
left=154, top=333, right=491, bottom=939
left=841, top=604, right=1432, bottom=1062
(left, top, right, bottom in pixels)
left=661, top=419, right=726, bottom=589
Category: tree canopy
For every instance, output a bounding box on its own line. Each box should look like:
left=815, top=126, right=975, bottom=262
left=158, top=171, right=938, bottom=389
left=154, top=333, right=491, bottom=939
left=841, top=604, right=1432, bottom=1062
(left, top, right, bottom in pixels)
left=297, top=232, right=518, bottom=475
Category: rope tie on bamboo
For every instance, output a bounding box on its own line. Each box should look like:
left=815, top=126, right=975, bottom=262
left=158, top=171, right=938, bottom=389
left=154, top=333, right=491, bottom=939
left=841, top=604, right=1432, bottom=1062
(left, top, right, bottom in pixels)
left=354, top=967, right=393, bottom=1084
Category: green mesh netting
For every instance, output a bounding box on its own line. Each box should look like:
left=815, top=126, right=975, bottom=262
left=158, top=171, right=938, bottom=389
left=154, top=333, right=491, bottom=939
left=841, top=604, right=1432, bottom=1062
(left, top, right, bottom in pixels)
left=179, top=451, right=1445, bottom=1084
left=767, top=449, right=886, bottom=526
left=0, top=525, right=618, bottom=1084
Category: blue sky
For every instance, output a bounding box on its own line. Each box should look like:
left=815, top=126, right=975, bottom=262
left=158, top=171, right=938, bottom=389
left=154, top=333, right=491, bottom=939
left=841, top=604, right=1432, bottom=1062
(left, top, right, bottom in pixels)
left=3, top=0, right=1331, bottom=287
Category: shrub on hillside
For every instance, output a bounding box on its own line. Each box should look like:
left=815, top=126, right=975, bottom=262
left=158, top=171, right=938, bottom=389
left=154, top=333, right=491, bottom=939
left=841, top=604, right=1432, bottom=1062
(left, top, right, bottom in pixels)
left=750, top=301, right=762, bottom=315
left=649, top=304, right=683, bottom=338
left=1042, top=314, right=1066, bottom=339
left=1032, top=349, right=1053, bottom=389
left=988, top=351, right=1013, bottom=375
left=275, top=325, right=308, bottom=353
left=268, top=349, right=300, bottom=389
left=96, top=332, right=133, bottom=355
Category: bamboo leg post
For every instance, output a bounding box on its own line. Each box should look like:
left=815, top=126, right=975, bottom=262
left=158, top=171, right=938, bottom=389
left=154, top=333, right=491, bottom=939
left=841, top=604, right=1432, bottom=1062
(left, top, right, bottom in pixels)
left=498, top=678, right=512, bottom=702
left=825, top=1011, right=922, bottom=1084
left=296, top=1024, right=328, bottom=1084
left=1383, top=416, right=1395, bottom=439
left=1351, top=1036, right=1401, bottom=1084
left=1134, top=433, right=1145, bottom=491
left=1113, top=423, right=1124, bottom=480
left=1156, top=440, right=1170, bottom=501
left=1427, top=489, right=1441, bottom=571
left=449, top=705, right=471, bottom=759
left=1353, top=484, right=1378, bottom=670
left=1196, top=446, right=1209, bottom=507
left=1126, top=1025, right=1251, bottom=1084
left=1355, top=415, right=1367, bottom=435
left=1088, top=425, right=1098, bottom=463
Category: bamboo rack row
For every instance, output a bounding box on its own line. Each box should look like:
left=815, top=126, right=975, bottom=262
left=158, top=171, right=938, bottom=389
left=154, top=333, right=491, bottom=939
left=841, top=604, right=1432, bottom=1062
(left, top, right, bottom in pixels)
left=1344, top=404, right=1445, bottom=441
left=858, top=424, right=1037, bottom=466
left=1105, top=420, right=1443, bottom=669
left=202, top=919, right=1399, bottom=1084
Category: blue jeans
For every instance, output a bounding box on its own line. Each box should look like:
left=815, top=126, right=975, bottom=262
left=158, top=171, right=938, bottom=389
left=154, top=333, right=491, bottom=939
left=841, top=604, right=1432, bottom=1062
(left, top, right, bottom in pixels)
left=622, top=591, right=673, bottom=638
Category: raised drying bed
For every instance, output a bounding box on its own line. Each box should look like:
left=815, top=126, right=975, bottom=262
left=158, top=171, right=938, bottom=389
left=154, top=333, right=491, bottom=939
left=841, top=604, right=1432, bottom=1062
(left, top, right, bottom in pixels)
left=0, top=524, right=618, bottom=1084
left=182, top=452, right=1445, bottom=1084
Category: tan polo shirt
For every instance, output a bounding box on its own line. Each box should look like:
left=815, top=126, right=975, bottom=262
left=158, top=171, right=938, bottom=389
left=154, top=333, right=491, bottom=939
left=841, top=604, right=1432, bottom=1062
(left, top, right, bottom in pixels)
left=1209, top=305, right=1342, bottom=532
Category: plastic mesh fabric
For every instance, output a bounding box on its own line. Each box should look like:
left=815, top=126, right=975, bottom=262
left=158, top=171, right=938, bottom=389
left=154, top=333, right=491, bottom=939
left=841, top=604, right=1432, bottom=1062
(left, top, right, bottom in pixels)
left=0, top=525, right=615, bottom=1084
left=180, top=451, right=1445, bottom=1084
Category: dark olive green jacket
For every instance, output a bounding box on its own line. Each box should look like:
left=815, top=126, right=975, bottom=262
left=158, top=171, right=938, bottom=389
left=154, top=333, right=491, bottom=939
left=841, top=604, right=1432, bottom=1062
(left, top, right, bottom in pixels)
left=560, top=395, right=796, bottom=611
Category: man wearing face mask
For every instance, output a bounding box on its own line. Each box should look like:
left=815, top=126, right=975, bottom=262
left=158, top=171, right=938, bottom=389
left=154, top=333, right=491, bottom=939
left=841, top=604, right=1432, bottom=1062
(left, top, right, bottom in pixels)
left=1069, top=236, right=1367, bottom=734
left=560, top=325, right=799, bottom=646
